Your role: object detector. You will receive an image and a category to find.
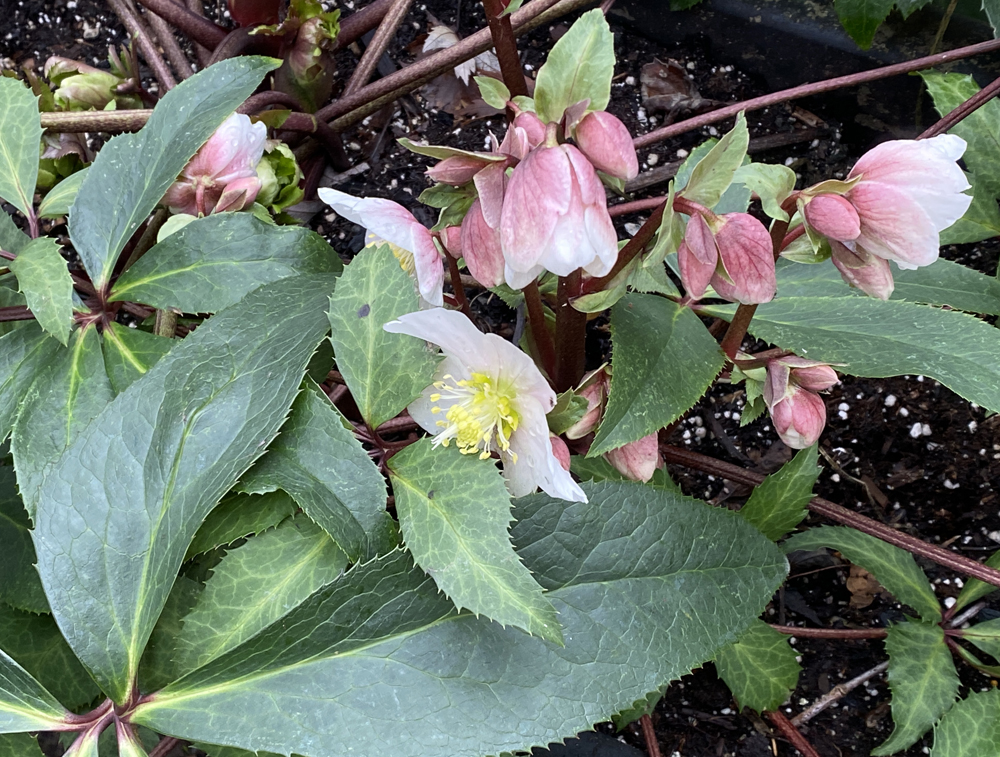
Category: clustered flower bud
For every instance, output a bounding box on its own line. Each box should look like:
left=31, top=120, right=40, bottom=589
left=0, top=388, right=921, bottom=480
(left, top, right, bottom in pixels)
left=763, top=356, right=839, bottom=449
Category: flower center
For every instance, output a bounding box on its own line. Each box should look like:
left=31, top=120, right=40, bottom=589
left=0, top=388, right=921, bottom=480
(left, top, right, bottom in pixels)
left=429, top=372, right=520, bottom=461
left=366, top=233, right=415, bottom=275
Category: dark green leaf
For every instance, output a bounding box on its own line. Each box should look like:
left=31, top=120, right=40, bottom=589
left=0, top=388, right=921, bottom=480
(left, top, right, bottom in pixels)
left=611, top=689, right=664, bottom=731
left=0, top=214, right=29, bottom=257
left=139, top=577, right=203, bottom=692
left=68, top=57, right=278, bottom=289
left=930, top=689, right=1000, bottom=757
left=0, top=324, right=60, bottom=445
left=110, top=214, right=341, bottom=313
left=31, top=274, right=336, bottom=703
left=570, top=456, right=681, bottom=492
left=714, top=619, right=801, bottom=713
left=0, top=734, right=43, bottom=757
left=186, top=491, right=297, bottom=560
left=834, top=0, right=894, bottom=49
left=703, top=297, right=1000, bottom=415
left=12, top=324, right=114, bottom=520
left=590, top=294, right=725, bottom=455
left=388, top=440, right=562, bottom=644
left=397, top=138, right=506, bottom=163
left=873, top=621, right=959, bottom=755
left=0, top=604, right=100, bottom=710
left=133, top=481, right=786, bottom=757
left=0, top=77, right=41, bottom=219
left=960, top=617, right=1000, bottom=662
left=954, top=549, right=1000, bottom=611
left=100, top=323, right=173, bottom=394
left=327, top=244, right=437, bottom=427
left=785, top=526, right=939, bottom=621
left=547, top=390, right=588, bottom=435
left=174, top=517, right=348, bottom=676
left=739, top=445, right=819, bottom=541
left=534, top=9, right=615, bottom=123
left=0, top=649, right=67, bottom=733
left=238, top=381, right=394, bottom=561
left=8, top=238, right=73, bottom=345
left=37, top=168, right=89, bottom=219
left=0, top=466, right=47, bottom=614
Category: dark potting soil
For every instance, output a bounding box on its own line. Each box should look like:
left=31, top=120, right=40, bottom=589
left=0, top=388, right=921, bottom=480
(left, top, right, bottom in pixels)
left=5, top=2, right=1000, bottom=757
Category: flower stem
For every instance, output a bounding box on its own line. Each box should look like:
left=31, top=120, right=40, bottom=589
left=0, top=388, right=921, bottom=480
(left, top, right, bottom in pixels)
left=523, top=281, right=557, bottom=379
left=765, top=710, right=822, bottom=757
left=583, top=199, right=667, bottom=294
left=134, top=0, right=226, bottom=50
left=343, top=0, right=415, bottom=96
left=482, top=0, right=529, bottom=98
left=107, top=0, right=178, bottom=92
left=447, top=255, right=473, bottom=319
left=554, top=270, right=587, bottom=392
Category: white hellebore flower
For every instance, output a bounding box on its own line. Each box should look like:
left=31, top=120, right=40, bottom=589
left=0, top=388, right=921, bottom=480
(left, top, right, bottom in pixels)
left=318, top=187, right=444, bottom=306
left=384, top=308, right=587, bottom=503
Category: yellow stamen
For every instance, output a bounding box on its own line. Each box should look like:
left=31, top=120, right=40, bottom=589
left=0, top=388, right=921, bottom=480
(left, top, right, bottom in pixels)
left=429, top=372, right=520, bottom=461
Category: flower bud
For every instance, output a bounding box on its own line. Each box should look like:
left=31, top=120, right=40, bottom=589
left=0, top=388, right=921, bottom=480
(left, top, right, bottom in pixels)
left=550, top=435, right=572, bottom=472
left=439, top=225, right=463, bottom=258
left=604, top=433, right=660, bottom=482
left=214, top=175, right=262, bottom=213
left=45, top=57, right=122, bottom=111
left=711, top=213, right=777, bottom=305
left=677, top=213, right=718, bottom=300
left=499, top=124, right=532, bottom=162
left=830, top=241, right=894, bottom=300
left=460, top=199, right=505, bottom=288
left=763, top=356, right=838, bottom=449
left=573, top=110, right=639, bottom=181
left=803, top=193, right=861, bottom=241
left=426, top=155, right=494, bottom=185
left=564, top=368, right=609, bottom=440
left=513, top=111, right=547, bottom=149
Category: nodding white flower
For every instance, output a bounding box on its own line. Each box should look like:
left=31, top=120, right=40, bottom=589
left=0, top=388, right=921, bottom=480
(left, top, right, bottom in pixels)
left=803, top=135, right=972, bottom=272
left=384, top=308, right=587, bottom=503
left=318, top=188, right=444, bottom=307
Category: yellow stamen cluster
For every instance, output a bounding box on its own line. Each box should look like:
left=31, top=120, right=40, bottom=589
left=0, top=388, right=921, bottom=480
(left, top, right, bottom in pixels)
left=430, top=372, right=519, bottom=461
left=366, top=235, right=415, bottom=275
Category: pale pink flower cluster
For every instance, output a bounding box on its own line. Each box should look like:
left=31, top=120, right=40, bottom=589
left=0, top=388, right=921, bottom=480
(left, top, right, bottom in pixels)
left=763, top=357, right=839, bottom=449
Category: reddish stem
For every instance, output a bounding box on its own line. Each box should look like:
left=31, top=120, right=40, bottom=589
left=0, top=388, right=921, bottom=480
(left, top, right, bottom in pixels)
left=554, top=269, right=587, bottom=392
left=608, top=196, right=668, bottom=218
left=482, top=0, right=529, bottom=98
left=639, top=714, right=662, bottom=757
left=583, top=200, right=666, bottom=294
left=334, top=0, right=397, bottom=51
left=342, top=0, right=415, bottom=96
left=0, top=306, right=36, bottom=322
left=523, top=281, right=557, bottom=380
left=106, top=0, right=178, bottom=91
left=765, top=709, right=822, bottom=757
left=134, top=0, right=226, bottom=49
left=447, top=255, right=473, bottom=319
left=918, top=70, right=1000, bottom=138
left=769, top=625, right=888, bottom=640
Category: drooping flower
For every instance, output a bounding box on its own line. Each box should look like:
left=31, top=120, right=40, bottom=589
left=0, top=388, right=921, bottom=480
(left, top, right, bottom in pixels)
left=318, top=188, right=444, bottom=306
left=677, top=211, right=776, bottom=304
left=500, top=143, right=619, bottom=289
left=384, top=308, right=587, bottom=502
left=164, top=113, right=266, bottom=217
left=605, top=432, right=661, bottom=482
left=460, top=199, right=505, bottom=288
left=830, top=241, right=894, bottom=300
left=763, top=356, right=839, bottom=449
left=573, top=110, right=639, bottom=181
left=803, top=135, right=971, bottom=272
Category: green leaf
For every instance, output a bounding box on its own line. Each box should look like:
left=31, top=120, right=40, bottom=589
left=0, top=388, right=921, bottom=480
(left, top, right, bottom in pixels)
left=37, top=168, right=89, bottom=219
left=733, top=163, right=796, bottom=221
left=186, top=491, right=297, bottom=560
left=834, top=0, right=894, bottom=48
left=0, top=649, right=67, bottom=733
left=174, top=516, right=348, bottom=677
left=0, top=604, right=100, bottom=710
left=703, top=297, right=1000, bottom=415
left=534, top=9, right=615, bottom=123
left=739, top=445, right=819, bottom=541
left=475, top=76, right=510, bottom=110
left=714, top=619, right=801, bottom=713
left=31, top=274, right=336, bottom=703
left=132, top=481, right=787, bottom=757
left=784, top=526, right=939, bottom=621
left=0, top=77, right=41, bottom=219
left=139, top=577, right=203, bottom=692
left=397, top=139, right=506, bottom=163
left=954, top=549, right=1000, bottom=611
left=931, top=688, right=1000, bottom=757
left=611, top=688, right=664, bottom=731
left=237, top=380, right=395, bottom=561
left=985, top=0, right=1000, bottom=37
left=0, top=467, right=46, bottom=614
left=68, top=57, right=278, bottom=289
left=873, top=621, right=959, bottom=755
left=110, top=214, right=342, bottom=313
left=681, top=112, right=749, bottom=210
left=773, top=258, right=1000, bottom=316
left=327, top=244, right=437, bottom=428
left=0, top=734, right=43, bottom=757
left=0, top=324, right=60, bottom=445
left=12, top=324, right=114, bottom=520
left=590, top=294, right=725, bottom=455
left=7, top=238, right=73, bottom=345
left=100, top=323, right=173, bottom=394
left=547, top=390, right=588, bottom=435
left=570, top=456, right=681, bottom=492
left=196, top=745, right=283, bottom=757
left=388, top=440, right=562, bottom=644
left=0, top=214, right=30, bottom=257
left=960, top=617, right=1000, bottom=662
left=919, top=70, right=1000, bottom=244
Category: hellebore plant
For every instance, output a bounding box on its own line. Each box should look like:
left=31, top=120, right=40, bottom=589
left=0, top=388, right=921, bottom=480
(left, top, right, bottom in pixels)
left=2, top=8, right=1000, bottom=757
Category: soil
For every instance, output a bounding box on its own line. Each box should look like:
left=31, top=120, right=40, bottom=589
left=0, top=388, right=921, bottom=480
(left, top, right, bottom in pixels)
left=5, top=2, right=1000, bottom=757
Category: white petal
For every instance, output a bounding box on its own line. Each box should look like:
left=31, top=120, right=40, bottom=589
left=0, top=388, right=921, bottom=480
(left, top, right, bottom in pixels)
left=384, top=308, right=494, bottom=371
left=503, top=262, right=545, bottom=290
left=506, top=397, right=587, bottom=502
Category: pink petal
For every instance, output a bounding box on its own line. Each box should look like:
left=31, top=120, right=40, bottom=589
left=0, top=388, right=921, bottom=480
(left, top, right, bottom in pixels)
left=604, top=433, right=660, bottom=482
left=500, top=146, right=572, bottom=272
left=711, top=213, right=776, bottom=304
left=770, top=390, right=827, bottom=449
left=460, top=199, right=506, bottom=288
left=803, top=194, right=861, bottom=241
left=573, top=110, right=639, bottom=181
left=474, top=161, right=508, bottom=230
left=847, top=182, right=940, bottom=269
left=830, top=241, right=895, bottom=300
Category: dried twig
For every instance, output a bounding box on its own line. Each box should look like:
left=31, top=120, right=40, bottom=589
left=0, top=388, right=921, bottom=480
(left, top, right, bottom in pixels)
left=791, top=662, right=889, bottom=726
left=765, top=709, right=822, bottom=757
left=343, top=0, right=415, bottom=96
left=145, top=8, right=195, bottom=79
left=106, top=0, right=178, bottom=91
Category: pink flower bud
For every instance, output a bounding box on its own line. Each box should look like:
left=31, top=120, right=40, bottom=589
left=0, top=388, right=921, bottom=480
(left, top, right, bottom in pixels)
left=499, top=124, right=532, bottom=162
left=604, top=433, right=660, bottom=482
left=711, top=213, right=777, bottom=305
left=426, top=155, right=494, bottom=185
left=778, top=356, right=840, bottom=392
left=573, top=111, right=639, bottom=181
left=500, top=143, right=619, bottom=288
left=439, top=225, right=463, bottom=258
left=763, top=356, right=838, bottom=449
left=803, top=193, right=861, bottom=241
left=214, top=175, right=262, bottom=213
left=677, top=213, right=719, bottom=300
left=460, top=199, right=505, bottom=288
left=564, top=368, right=609, bottom=440
left=513, top=111, right=547, bottom=149
left=550, top=435, right=572, bottom=472
left=830, top=240, right=894, bottom=300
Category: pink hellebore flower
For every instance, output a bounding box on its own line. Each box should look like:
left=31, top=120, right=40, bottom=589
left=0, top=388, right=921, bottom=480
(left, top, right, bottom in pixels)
left=763, top=356, right=839, bottom=449
left=829, top=241, right=895, bottom=301
left=426, top=155, right=496, bottom=186
left=804, top=135, right=972, bottom=272
left=384, top=308, right=587, bottom=502
left=164, top=113, right=266, bottom=217
left=605, top=433, right=661, bottom=483
left=678, top=212, right=776, bottom=304
left=318, top=188, right=444, bottom=307
left=573, top=110, right=639, bottom=181
left=460, top=199, right=506, bottom=288
left=500, top=143, right=619, bottom=289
